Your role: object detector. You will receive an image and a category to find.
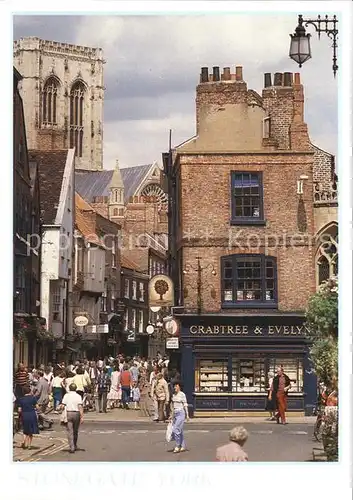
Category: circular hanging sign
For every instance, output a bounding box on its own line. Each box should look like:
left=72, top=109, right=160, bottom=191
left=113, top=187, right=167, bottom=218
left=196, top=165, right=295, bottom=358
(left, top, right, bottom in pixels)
left=146, top=324, right=155, bottom=335
left=165, top=319, right=178, bottom=335
left=74, top=316, right=89, bottom=327
left=150, top=306, right=161, bottom=313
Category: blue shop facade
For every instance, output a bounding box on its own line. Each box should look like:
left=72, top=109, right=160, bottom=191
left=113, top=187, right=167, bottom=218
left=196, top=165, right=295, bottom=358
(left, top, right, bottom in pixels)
left=176, top=313, right=317, bottom=417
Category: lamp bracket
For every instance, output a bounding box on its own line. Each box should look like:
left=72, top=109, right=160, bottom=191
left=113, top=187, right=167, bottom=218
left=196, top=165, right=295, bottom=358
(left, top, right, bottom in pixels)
left=299, top=14, right=339, bottom=76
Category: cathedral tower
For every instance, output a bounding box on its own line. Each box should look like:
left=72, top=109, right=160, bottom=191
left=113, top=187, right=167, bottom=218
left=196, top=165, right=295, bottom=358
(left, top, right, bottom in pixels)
left=13, top=37, right=104, bottom=170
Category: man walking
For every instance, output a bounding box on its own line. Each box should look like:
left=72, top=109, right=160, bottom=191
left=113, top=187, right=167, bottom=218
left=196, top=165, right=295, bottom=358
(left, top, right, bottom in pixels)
left=33, top=370, right=54, bottom=428
left=96, top=367, right=111, bottom=413
left=61, top=383, right=84, bottom=453
left=14, top=363, right=29, bottom=401
left=120, top=364, right=132, bottom=409
left=151, top=372, right=169, bottom=422
left=269, top=366, right=291, bottom=425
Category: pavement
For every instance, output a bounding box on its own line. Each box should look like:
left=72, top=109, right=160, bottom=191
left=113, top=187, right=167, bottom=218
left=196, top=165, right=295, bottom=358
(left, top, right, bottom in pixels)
left=13, top=409, right=323, bottom=462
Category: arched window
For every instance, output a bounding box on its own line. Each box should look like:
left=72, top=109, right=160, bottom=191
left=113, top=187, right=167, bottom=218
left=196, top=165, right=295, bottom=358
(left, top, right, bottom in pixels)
left=42, top=77, right=59, bottom=125
left=316, top=224, right=338, bottom=287
left=69, top=81, right=85, bottom=158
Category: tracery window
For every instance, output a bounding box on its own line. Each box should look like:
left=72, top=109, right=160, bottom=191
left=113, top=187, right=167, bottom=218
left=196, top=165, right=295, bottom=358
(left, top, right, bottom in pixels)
left=42, top=77, right=59, bottom=125
left=316, top=224, right=338, bottom=287
left=69, top=81, right=85, bottom=157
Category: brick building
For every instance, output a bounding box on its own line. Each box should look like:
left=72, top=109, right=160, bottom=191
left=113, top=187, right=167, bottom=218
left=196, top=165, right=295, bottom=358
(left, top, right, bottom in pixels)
left=13, top=37, right=104, bottom=170
left=166, top=66, right=337, bottom=416
left=13, top=67, right=49, bottom=367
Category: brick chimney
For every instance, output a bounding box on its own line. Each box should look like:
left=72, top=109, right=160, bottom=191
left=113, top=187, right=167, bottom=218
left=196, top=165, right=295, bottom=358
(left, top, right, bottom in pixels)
left=196, top=65, right=247, bottom=134
left=262, top=71, right=310, bottom=150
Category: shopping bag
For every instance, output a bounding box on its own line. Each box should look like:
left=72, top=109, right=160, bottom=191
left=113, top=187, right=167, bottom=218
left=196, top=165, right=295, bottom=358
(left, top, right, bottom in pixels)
left=166, top=421, right=173, bottom=443
left=60, top=407, right=68, bottom=425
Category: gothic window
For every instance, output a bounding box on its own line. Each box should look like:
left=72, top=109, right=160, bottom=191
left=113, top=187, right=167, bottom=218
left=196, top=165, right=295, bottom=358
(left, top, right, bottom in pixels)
left=316, top=224, right=338, bottom=287
left=140, top=183, right=168, bottom=209
left=69, top=81, right=85, bottom=158
left=42, top=77, right=59, bottom=125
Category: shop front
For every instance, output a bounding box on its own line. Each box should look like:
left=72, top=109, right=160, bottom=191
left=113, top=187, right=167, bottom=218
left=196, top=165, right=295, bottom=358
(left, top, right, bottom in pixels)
left=177, top=313, right=317, bottom=417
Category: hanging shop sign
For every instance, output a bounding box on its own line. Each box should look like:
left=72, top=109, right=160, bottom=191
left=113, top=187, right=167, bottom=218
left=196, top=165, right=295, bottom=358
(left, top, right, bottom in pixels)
left=127, top=331, right=136, bottom=342
left=74, top=316, right=89, bottom=327
left=165, top=319, right=179, bottom=336
left=148, top=274, right=174, bottom=308
left=188, top=324, right=310, bottom=336
left=166, top=337, right=179, bottom=349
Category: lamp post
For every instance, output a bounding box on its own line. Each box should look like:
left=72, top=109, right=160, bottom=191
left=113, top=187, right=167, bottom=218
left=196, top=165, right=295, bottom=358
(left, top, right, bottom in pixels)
left=183, top=257, right=216, bottom=315
left=289, top=14, right=339, bottom=77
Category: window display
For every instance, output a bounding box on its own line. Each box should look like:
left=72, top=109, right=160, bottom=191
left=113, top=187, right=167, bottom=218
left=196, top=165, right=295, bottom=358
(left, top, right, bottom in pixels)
left=232, top=358, right=266, bottom=393
left=268, top=357, right=303, bottom=392
left=195, top=359, right=228, bottom=393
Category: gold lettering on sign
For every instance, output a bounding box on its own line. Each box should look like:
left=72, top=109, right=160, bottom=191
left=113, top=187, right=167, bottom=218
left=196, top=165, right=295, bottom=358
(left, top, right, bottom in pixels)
left=199, top=326, right=205, bottom=334
left=227, top=326, right=234, bottom=334
left=213, top=326, right=219, bottom=334
left=188, top=324, right=307, bottom=335
left=190, top=325, right=197, bottom=334
left=275, top=326, right=281, bottom=335
left=268, top=326, right=274, bottom=335
left=205, top=326, right=213, bottom=334
left=243, top=326, right=248, bottom=334
left=283, top=326, right=290, bottom=335
left=220, top=325, right=226, bottom=334
left=290, top=326, right=296, bottom=335
left=235, top=326, right=242, bottom=334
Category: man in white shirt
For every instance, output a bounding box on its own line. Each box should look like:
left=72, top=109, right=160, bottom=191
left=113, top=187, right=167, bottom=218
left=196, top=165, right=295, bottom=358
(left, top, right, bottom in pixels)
left=61, top=383, right=83, bottom=453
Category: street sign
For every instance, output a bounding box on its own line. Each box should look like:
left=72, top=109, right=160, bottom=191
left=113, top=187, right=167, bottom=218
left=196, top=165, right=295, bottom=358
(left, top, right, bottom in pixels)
left=166, top=337, right=179, bottom=349
left=127, top=331, right=136, bottom=342
left=74, top=315, right=88, bottom=327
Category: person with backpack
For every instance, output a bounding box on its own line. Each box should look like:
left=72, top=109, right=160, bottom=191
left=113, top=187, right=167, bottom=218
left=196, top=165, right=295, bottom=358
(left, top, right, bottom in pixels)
left=120, top=364, right=132, bottom=409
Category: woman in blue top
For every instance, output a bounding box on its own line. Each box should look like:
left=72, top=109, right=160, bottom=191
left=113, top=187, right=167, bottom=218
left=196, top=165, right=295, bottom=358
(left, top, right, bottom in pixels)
left=17, top=385, right=40, bottom=449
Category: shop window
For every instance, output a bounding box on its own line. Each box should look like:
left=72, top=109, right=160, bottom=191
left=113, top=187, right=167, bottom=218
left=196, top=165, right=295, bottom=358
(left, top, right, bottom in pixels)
left=195, top=359, right=228, bottom=393
left=221, top=254, right=277, bottom=308
left=231, top=171, right=264, bottom=224
left=123, top=309, right=129, bottom=331
left=131, top=309, right=136, bottom=330
left=268, top=357, right=304, bottom=393
left=232, top=357, right=266, bottom=393
left=101, top=287, right=107, bottom=312
left=51, top=281, right=61, bottom=321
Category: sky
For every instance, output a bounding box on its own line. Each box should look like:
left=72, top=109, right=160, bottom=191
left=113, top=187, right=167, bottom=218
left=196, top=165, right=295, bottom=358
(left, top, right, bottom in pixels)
left=13, top=13, right=338, bottom=169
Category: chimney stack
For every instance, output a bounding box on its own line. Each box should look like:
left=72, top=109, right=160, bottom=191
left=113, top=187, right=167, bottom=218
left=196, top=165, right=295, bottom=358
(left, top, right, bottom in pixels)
left=201, top=67, right=209, bottom=83
left=273, top=72, right=283, bottom=86
left=223, top=67, right=231, bottom=80
left=235, top=66, right=243, bottom=81
left=294, top=73, right=301, bottom=85
left=283, top=72, right=293, bottom=86
left=213, top=66, right=220, bottom=81
left=264, top=73, right=272, bottom=88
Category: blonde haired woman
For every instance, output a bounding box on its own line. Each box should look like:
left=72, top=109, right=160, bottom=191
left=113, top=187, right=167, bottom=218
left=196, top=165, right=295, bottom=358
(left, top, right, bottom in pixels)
left=170, top=382, right=189, bottom=453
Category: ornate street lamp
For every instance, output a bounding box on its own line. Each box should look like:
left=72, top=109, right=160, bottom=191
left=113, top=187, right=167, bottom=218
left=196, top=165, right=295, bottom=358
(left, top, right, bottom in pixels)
left=289, top=14, right=339, bottom=77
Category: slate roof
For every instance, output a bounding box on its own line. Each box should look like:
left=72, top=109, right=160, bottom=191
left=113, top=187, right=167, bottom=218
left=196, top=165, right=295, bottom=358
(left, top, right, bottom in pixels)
left=75, top=164, right=153, bottom=204
left=75, top=169, right=114, bottom=203
left=120, top=164, right=152, bottom=203
left=29, top=150, right=68, bottom=225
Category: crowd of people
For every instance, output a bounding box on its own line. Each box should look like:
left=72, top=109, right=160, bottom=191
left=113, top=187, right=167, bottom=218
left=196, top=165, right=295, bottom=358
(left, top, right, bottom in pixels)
left=13, top=352, right=189, bottom=454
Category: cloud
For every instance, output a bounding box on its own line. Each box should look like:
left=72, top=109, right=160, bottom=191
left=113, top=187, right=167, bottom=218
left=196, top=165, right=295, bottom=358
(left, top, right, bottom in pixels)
left=13, top=14, right=338, bottom=167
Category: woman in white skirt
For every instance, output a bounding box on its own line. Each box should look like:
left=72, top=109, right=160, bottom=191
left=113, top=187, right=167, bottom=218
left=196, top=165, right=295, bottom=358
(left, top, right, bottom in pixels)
left=107, top=366, right=121, bottom=409
left=170, top=382, right=189, bottom=453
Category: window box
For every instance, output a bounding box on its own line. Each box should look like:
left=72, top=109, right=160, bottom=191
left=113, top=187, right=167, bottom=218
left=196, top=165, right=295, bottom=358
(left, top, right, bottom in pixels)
left=230, top=171, right=265, bottom=225
left=221, top=254, right=277, bottom=308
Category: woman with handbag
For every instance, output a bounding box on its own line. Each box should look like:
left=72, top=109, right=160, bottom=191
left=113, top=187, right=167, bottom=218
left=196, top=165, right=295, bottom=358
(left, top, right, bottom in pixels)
left=17, top=384, right=40, bottom=449
left=169, top=382, right=189, bottom=453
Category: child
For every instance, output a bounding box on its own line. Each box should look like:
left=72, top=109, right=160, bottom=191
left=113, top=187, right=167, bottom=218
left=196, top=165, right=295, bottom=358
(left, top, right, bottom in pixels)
left=132, top=382, right=140, bottom=410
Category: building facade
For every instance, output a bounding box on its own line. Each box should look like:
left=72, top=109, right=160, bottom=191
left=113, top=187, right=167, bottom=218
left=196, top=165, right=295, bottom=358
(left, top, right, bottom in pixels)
left=121, top=255, right=149, bottom=357
left=28, top=149, right=75, bottom=362
left=13, top=67, right=48, bottom=367
left=166, top=66, right=337, bottom=416
left=71, top=193, right=122, bottom=359
left=13, top=37, right=104, bottom=170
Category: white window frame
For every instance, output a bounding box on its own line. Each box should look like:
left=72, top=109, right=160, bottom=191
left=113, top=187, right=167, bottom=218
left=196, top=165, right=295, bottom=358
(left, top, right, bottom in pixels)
left=139, top=282, right=145, bottom=302
left=124, top=309, right=129, bottom=331
left=132, top=280, right=137, bottom=300
left=124, top=279, right=130, bottom=299
left=132, top=309, right=136, bottom=330
left=138, top=310, right=144, bottom=333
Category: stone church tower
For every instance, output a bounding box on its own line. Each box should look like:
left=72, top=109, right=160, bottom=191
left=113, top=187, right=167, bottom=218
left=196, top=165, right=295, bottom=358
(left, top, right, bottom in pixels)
left=13, top=37, right=104, bottom=170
